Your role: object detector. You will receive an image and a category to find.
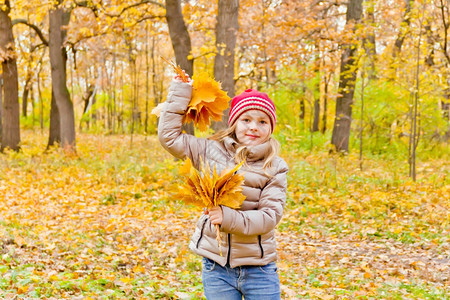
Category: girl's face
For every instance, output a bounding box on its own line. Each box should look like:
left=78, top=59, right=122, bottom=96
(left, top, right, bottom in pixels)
left=235, top=110, right=271, bottom=146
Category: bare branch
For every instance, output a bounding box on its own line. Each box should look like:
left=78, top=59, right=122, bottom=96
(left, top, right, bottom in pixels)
left=101, top=0, right=165, bottom=18
left=66, top=31, right=110, bottom=48
left=134, top=15, right=166, bottom=24
left=12, top=19, right=49, bottom=46
left=30, top=43, right=46, bottom=53
left=73, top=0, right=100, bottom=17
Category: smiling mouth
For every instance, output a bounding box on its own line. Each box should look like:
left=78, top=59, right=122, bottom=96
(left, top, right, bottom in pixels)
left=246, top=134, right=259, bottom=138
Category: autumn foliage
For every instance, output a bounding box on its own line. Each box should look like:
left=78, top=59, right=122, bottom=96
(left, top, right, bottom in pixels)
left=175, top=158, right=245, bottom=210
left=2, top=0, right=450, bottom=298
left=184, top=72, right=230, bottom=131
left=174, top=158, right=245, bottom=255
left=159, top=58, right=230, bottom=131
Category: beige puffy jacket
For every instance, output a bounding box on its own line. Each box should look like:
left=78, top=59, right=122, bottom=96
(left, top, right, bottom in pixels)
left=158, top=80, right=288, bottom=268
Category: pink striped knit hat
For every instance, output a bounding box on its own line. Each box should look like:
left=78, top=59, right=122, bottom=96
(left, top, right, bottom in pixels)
left=228, top=89, right=276, bottom=132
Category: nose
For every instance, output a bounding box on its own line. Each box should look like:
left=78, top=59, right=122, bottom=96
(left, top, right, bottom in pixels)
left=248, top=121, right=258, bottom=131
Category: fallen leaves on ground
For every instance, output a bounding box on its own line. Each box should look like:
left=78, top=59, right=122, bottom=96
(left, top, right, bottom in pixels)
left=0, top=132, right=448, bottom=299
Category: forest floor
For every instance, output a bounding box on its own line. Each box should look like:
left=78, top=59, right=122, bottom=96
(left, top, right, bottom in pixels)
left=0, top=132, right=448, bottom=299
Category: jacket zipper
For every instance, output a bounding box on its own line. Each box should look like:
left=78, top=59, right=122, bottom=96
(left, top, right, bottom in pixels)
left=196, top=218, right=208, bottom=248
left=226, top=233, right=231, bottom=265
left=258, top=235, right=264, bottom=258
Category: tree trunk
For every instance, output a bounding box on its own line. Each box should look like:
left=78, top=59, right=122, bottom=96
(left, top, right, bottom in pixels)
left=312, top=72, right=320, bottom=132
left=213, top=0, right=239, bottom=131
left=0, top=72, right=3, bottom=141
left=331, top=0, right=363, bottom=153
left=437, top=1, right=449, bottom=139
left=165, top=0, right=194, bottom=135
left=299, top=85, right=306, bottom=123
left=152, top=36, right=161, bottom=132
left=393, top=0, right=413, bottom=57
left=443, top=83, right=450, bottom=141
left=48, top=3, right=76, bottom=151
left=424, top=24, right=435, bottom=66
left=145, top=23, right=150, bottom=134
left=165, top=0, right=193, bottom=77
left=112, top=49, right=117, bottom=134
left=312, top=97, right=320, bottom=132
left=359, top=61, right=366, bottom=170
left=444, top=73, right=450, bottom=121
left=364, top=0, right=376, bottom=79
left=47, top=89, right=61, bottom=147
left=321, top=72, right=330, bottom=133
left=80, top=84, right=95, bottom=127
left=30, top=85, right=35, bottom=127
left=22, top=74, right=32, bottom=117
left=36, top=50, right=45, bottom=133
left=0, top=0, right=20, bottom=151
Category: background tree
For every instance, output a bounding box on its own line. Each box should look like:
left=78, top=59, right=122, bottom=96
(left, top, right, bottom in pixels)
left=393, top=0, right=413, bottom=57
left=331, top=0, right=363, bottom=153
left=165, top=0, right=194, bottom=135
left=435, top=0, right=450, bottom=140
left=0, top=0, right=20, bottom=151
left=48, top=1, right=75, bottom=151
left=212, top=0, right=239, bottom=131
left=4, top=0, right=448, bottom=161
left=166, top=0, right=193, bottom=77
left=0, top=71, right=2, bottom=140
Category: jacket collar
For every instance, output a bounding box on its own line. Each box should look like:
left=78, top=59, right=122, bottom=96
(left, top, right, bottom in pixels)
left=223, top=137, right=271, bottom=162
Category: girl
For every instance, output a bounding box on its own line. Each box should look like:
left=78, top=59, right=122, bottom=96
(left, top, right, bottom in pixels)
left=158, top=76, right=288, bottom=300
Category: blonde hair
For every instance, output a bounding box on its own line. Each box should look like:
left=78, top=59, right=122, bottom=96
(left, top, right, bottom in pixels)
left=209, top=122, right=280, bottom=171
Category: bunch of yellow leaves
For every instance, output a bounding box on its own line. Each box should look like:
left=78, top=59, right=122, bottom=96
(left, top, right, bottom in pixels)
left=175, top=158, right=246, bottom=255
left=155, top=57, right=230, bottom=131
left=184, top=72, right=230, bottom=131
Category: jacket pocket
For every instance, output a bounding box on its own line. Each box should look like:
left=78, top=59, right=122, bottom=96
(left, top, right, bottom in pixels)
left=196, top=218, right=208, bottom=249
left=258, top=235, right=264, bottom=258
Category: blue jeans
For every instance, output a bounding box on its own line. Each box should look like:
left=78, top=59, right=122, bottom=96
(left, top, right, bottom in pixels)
left=202, top=257, right=281, bottom=300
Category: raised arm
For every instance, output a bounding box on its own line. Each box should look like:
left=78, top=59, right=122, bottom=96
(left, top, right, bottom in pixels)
left=158, top=79, right=208, bottom=164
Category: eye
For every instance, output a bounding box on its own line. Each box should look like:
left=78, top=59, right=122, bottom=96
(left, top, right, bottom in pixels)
left=242, top=118, right=250, bottom=123
left=260, top=120, right=267, bottom=125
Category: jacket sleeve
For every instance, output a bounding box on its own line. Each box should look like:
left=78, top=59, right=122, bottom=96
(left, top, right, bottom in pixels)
left=158, top=79, right=207, bottom=164
left=220, top=160, right=289, bottom=236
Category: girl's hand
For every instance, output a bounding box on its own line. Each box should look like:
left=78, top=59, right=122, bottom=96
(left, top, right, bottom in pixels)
left=205, top=206, right=223, bottom=225
left=174, top=70, right=192, bottom=84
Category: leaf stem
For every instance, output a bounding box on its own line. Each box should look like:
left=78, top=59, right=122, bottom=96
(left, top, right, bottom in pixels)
left=215, top=224, right=222, bottom=256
